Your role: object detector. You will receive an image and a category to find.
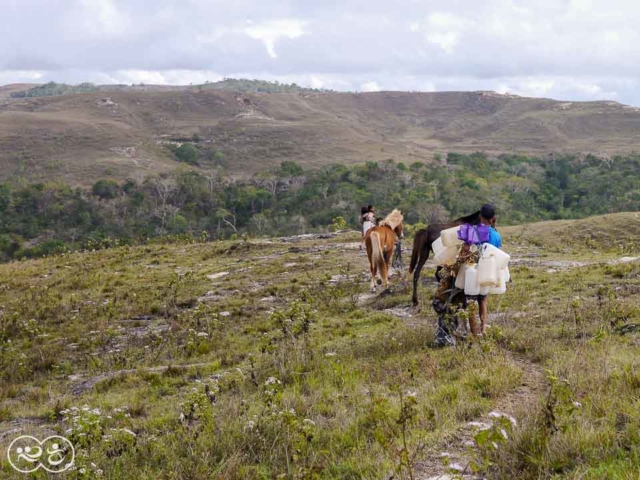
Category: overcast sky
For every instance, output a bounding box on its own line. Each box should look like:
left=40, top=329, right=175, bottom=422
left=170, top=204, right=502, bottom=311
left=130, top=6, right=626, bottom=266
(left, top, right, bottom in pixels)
left=2, top=0, right=640, bottom=104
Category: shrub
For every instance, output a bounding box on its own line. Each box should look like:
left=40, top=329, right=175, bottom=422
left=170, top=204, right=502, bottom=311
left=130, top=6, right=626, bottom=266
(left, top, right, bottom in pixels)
left=92, top=179, right=120, bottom=200
left=175, top=143, right=199, bottom=165
left=0, top=234, right=22, bottom=261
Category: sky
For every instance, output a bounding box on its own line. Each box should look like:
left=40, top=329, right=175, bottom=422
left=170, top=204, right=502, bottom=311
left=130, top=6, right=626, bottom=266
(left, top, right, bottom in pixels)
left=2, top=0, right=640, bottom=105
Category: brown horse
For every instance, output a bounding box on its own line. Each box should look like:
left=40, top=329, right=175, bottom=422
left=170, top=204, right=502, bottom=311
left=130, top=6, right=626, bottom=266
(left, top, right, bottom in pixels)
left=365, top=209, right=404, bottom=292
left=409, top=211, right=482, bottom=305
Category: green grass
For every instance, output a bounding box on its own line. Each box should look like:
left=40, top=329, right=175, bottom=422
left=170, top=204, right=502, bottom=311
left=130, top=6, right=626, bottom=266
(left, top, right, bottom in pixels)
left=0, top=216, right=639, bottom=478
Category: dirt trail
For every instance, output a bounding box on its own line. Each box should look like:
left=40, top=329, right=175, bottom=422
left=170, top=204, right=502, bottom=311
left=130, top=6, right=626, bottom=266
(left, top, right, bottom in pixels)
left=413, top=352, right=546, bottom=480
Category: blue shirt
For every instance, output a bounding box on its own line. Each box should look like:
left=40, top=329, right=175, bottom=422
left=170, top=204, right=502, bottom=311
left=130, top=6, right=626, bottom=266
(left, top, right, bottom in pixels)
left=486, top=227, right=502, bottom=248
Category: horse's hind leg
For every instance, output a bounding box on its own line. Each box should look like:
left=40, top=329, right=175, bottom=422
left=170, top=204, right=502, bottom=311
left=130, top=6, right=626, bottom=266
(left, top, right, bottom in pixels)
left=380, top=260, right=390, bottom=290
left=412, top=248, right=430, bottom=306
left=370, top=264, right=378, bottom=292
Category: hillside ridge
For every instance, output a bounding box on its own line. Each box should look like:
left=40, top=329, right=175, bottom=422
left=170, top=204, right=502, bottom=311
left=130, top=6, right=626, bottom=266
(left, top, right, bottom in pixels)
left=2, top=86, right=640, bottom=185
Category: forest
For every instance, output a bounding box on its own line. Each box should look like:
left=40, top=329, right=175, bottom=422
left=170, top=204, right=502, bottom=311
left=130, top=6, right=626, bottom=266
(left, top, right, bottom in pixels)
left=9, top=78, right=327, bottom=98
left=1, top=152, right=639, bottom=261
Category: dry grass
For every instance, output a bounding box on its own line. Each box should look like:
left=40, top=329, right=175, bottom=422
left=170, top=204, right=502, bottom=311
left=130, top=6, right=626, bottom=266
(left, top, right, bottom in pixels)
left=0, top=214, right=638, bottom=478
left=3, top=89, right=640, bottom=185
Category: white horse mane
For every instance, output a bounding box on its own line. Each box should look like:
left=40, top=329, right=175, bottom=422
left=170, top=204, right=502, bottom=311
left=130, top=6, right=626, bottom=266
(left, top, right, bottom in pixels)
left=379, top=209, right=403, bottom=230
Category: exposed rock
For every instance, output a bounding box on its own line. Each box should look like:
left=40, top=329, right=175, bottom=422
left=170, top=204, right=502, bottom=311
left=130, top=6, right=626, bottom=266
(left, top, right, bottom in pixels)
left=384, top=307, right=413, bottom=320
left=617, top=256, right=639, bottom=263
left=207, top=272, right=229, bottom=280
left=279, top=233, right=339, bottom=243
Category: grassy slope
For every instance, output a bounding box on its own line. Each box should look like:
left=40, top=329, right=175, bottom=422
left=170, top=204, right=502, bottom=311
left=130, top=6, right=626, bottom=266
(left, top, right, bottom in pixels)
left=3, top=89, right=640, bottom=185
left=0, top=213, right=638, bottom=478
left=502, top=212, right=640, bottom=257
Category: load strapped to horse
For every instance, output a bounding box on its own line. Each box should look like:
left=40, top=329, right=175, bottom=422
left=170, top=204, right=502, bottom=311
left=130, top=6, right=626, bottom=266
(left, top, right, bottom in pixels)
left=409, top=207, right=510, bottom=346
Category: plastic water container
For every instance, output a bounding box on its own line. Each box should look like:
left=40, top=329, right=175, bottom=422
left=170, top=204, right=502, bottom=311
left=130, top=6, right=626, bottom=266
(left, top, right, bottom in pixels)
left=433, top=245, right=458, bottom=266
left=489, top=269, right=508, bottom=295
left=477, top=256, right=498, bottom=287
left=464, top=265, right=480, bottom=295
left=455, top=264, right=467, bottom=289
left=504, top=265, right=511, bottom=283
left=432, top=236, right=445, bottom=256
left=482, top=243, right=510, bottom=270
left=441, top=226, right=462, bottom=248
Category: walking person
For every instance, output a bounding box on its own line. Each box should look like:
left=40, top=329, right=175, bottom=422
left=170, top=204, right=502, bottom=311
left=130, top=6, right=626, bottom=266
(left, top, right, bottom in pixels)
left=361, top=205, right=376, bottom=252
left=471, top=203, right=502, bottom=335
left=432, top=203, right=503, bottom=345
left=359, top=206, right=368, bottom=251
left=364, top=204, right=376, bottom=233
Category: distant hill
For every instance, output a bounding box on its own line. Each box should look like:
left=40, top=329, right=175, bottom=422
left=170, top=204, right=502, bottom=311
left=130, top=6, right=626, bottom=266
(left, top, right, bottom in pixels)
left=9, top=79, right=328, bottom=99
left=0, top=83, right=40, bottom=99
left=2, top=85, right=640, bottom=185
left=10, top=82, right=100, bottom=98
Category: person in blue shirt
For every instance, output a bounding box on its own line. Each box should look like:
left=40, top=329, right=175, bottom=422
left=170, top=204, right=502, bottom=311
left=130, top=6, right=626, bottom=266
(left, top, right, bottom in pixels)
left=472, top=203, right=502, bottom=335
left=481, top=203, right=502, bottom=249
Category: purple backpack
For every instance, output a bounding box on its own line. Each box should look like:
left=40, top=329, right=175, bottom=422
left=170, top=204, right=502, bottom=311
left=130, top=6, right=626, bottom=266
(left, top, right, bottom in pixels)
left=457, top=223, right=490, bottom=244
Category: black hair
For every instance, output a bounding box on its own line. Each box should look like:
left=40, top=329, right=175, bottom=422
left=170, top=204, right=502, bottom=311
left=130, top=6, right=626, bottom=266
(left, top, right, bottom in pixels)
left=480, top=203, right=496, bottom=219
left=361, top=206, right=368, bottom=215
left=367, top=204, right=374, bottom=212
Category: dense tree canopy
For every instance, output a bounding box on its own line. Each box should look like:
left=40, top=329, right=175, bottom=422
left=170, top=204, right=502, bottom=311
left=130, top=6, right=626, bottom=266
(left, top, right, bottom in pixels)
left=0, top=153, right=638, bottom=260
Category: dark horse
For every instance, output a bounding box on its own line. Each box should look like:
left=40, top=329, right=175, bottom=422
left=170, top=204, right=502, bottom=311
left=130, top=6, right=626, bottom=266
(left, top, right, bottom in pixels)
left=408, top=211, right=482, bottom=305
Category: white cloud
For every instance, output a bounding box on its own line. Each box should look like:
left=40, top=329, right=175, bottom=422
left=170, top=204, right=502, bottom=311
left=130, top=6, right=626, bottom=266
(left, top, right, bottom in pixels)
left=2, top=0, right=640, bottom=104
left=0, top=70, right=44, bottom=84
left=426, top=32, right=460, bottom=53
left=422, top=12, right=471, bottom=53
left=360, top=81, right=381, bottom=92
left=309, top=75, right=324, bottom=89
left=75, top=0, right=133, bottom=37
left=245, top=19, right=307, bottom=58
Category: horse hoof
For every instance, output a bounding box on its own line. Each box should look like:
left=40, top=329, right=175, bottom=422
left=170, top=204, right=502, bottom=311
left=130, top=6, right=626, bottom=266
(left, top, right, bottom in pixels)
left=376, top=279, right=382, bottom=286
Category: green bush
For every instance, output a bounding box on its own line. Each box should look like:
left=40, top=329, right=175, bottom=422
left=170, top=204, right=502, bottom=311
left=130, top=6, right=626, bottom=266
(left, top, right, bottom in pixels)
left=175, top=143, right=199, bottom=165
left=15, top=239, right=69, bottom=259
left=0, top=234, right=22, bottom=261
left=92, top=179, right=120, bottom=200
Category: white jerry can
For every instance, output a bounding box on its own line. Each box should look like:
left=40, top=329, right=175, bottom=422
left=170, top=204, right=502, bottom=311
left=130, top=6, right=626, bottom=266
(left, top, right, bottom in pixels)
left=433, top=246, right=458, bottom=266
left=464, top=265, right=481, bottom=295
left=441, top=226, right=462, bottom=248
left=489, top=268, right=508, bottom=295
left=477, top=255, right=498, bottom=287
left=432, top=236, right=446, bottom=256
left=455, top=264, right=467, bottom=289
left=482, top=243, right=511, bottom=270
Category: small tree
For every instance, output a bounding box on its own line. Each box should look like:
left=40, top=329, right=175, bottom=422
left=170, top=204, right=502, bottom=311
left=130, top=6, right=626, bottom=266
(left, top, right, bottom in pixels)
left=330, top=216, right=347, bottom=232
left=280, top=161, right=303, bottom=176
left=213, top=151, right=227, bottom=168
left=92, top=180, right=120, bottom=200
left=175, top=143, right=199, bottom=165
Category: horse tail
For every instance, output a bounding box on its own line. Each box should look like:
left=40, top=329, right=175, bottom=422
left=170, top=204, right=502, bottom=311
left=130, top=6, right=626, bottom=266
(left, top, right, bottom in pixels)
left=370, top=231, right=384, bottom=269
left=409, top=229, right=424, bottom=274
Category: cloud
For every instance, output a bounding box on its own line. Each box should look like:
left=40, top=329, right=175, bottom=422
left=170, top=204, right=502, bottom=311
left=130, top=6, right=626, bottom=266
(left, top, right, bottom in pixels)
left=74, top=0, right=133, bottom=37
left=2, top=0, right=640, bottom=104
left=244, top=19, right=307, bottom=58
left=360, top=81, right=381, bottom=92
